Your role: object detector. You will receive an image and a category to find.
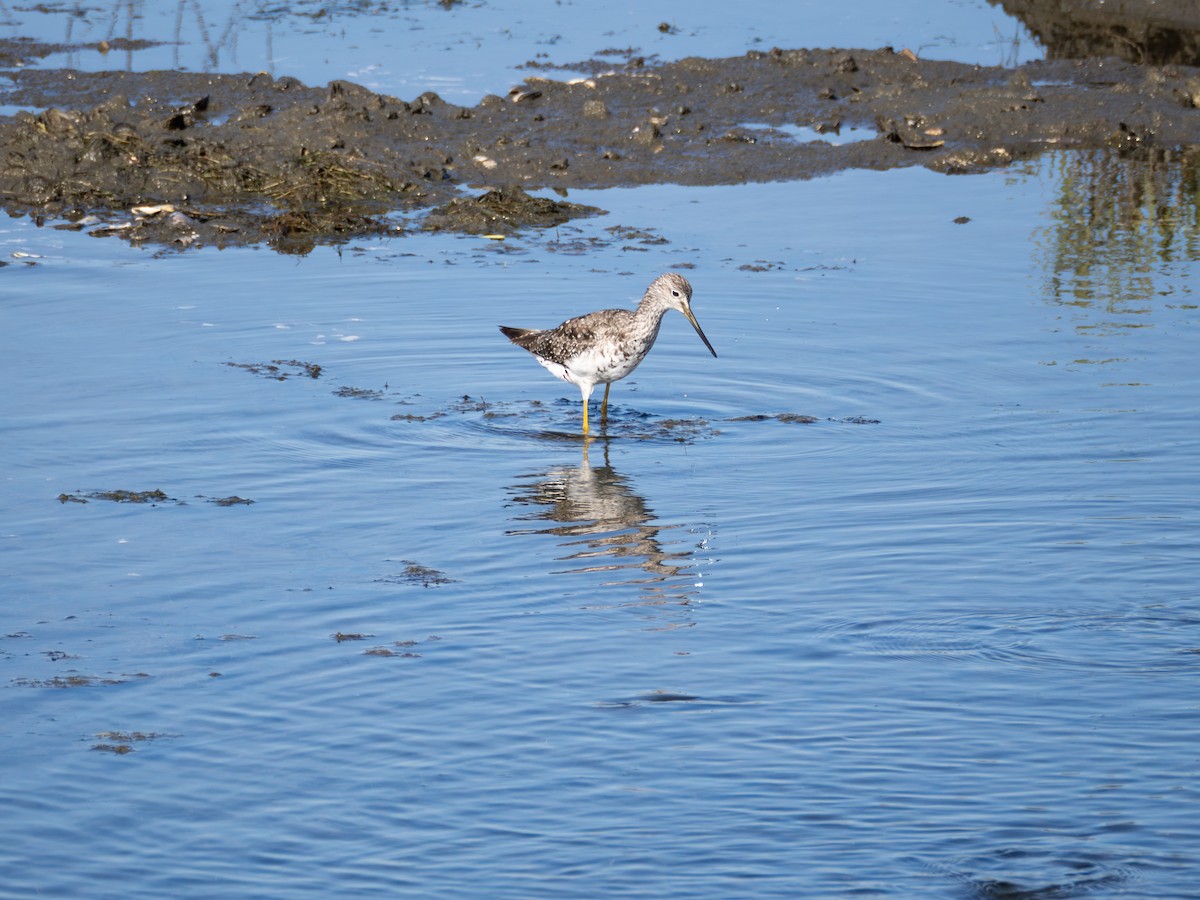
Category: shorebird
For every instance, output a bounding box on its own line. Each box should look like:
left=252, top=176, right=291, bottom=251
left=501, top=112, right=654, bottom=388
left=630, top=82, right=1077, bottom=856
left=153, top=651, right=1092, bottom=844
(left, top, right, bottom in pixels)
left=499, top=272, right=717, bottom=435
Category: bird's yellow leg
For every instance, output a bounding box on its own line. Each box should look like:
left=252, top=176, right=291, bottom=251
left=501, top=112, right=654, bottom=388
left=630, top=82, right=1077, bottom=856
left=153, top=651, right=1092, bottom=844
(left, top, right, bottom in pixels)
left=600, top=383, right=611, bottom=424
left=582, top=398, right=590, bottom=435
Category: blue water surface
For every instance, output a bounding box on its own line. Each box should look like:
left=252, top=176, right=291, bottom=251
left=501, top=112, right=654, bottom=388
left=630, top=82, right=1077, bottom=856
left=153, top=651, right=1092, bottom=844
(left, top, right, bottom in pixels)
left=1, top=0, right=1038, bottom=104
left=3, top=151, right=1198, bottom=897
left=3, top=2, right=1200, bottom=897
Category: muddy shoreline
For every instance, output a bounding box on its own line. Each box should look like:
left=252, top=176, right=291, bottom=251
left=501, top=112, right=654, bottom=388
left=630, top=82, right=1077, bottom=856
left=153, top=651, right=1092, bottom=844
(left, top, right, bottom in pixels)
left=4, top=36, right=1200, bottom=250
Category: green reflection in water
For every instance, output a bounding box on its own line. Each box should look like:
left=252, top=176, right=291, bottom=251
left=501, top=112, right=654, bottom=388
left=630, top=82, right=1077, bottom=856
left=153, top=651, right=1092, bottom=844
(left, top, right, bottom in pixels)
left=1031, top=147, right=1200, bottom=326
left=1024, top=148, right=1200, bottom=380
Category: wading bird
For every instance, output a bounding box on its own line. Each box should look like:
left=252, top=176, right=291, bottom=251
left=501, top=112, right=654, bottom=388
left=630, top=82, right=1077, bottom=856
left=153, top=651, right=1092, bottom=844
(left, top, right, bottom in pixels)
left=500, top=273, right=717, bottom=435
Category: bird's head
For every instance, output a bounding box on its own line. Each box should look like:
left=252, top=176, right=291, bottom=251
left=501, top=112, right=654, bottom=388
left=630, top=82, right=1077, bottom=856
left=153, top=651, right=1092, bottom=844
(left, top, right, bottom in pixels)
left=648, top=272, right=717, bottom=358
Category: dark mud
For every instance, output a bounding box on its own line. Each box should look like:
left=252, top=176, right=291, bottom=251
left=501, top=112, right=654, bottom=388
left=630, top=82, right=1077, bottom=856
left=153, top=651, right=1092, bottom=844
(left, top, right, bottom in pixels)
left=91, top=732, right=175, bottom=754
left=377, top=562, right=459, bottom=587
left=56, top=488, right=254, bottom=506
left=3, top=6, right=1200, bottom=251
left=997, top=0, right=1200, bottom=66
left=225, top=359, right=324, bottom=380
left=57, top=488, right=171, bottom=504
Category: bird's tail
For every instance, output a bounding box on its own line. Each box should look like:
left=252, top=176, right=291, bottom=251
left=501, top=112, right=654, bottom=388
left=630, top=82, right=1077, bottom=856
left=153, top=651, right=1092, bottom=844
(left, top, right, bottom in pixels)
left=499, top=326, right=539, bottom=347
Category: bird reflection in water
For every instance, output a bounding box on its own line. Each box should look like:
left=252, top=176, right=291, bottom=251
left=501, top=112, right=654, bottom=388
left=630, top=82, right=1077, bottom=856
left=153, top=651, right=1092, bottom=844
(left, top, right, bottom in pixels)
left=506, top=443, right=710, bottom=610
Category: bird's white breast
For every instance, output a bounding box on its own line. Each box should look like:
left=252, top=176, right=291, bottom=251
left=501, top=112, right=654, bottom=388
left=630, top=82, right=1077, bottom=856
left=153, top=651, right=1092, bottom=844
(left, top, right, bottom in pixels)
left=554, top=338, right=649, bottom=387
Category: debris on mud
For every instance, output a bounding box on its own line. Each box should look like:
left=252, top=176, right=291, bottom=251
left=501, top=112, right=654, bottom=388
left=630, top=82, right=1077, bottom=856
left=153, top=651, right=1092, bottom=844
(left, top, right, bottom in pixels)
left=422, top=186, right=604, bottom=234
left=5, top=13, right=1200, bottom=252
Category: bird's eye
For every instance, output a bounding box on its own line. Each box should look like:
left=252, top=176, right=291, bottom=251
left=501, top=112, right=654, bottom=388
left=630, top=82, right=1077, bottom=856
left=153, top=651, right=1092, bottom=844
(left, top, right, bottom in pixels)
left=671, top=289, right=680, bottom=297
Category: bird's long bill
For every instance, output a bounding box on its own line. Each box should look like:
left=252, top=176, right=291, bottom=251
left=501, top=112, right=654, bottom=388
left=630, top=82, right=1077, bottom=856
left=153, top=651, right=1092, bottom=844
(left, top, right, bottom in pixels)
left=683, top=307, right=718, bottom=358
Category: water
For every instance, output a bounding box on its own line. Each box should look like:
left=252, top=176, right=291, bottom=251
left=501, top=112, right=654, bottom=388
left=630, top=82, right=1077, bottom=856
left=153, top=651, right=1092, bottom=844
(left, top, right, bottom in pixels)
left=736, top=122, right=876, bottom=145
left=3, top=150, right=1198, bottom=896
left=4, top=2, right=1200, bottom=896
left=1, top=0, right=1039, bottom=104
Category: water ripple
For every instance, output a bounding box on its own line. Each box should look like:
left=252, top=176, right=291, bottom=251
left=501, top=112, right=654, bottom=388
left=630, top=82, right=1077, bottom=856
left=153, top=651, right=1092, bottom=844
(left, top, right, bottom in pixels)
left=816, top=604, right=1200, bottom=674
left=917, top=847, right=1143, bottom=898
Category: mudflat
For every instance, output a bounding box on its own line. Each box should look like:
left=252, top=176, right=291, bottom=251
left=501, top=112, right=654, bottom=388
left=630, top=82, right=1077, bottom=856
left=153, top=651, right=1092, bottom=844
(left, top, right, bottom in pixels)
left=3, top=9, right=1200, bottom=250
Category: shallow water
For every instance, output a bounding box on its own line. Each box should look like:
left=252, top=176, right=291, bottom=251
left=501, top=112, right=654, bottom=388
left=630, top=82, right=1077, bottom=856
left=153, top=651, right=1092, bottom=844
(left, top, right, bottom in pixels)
left=3, top=0, right=1039, bottom=103
left=3, top=145, right=1199, bottom=896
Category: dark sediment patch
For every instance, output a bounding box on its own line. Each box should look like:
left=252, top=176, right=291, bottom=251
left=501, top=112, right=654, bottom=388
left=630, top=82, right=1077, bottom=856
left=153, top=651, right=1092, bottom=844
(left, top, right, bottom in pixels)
left=56, top=489, right=255, bottom=506
left=375, top=561, right=459, bottom=588
left=998, top=0, right=1200, bottom=67
left=57, top=488, right=172, bottom=504
left=13, top=672, right=149, bottom=688
left=225, top=360, right=323, bottom=380
left=422, top=185, right=604, bottom=234
left=3, top=6, right=1200, bottom=251
left=91, top=731, right=176, bottom=754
